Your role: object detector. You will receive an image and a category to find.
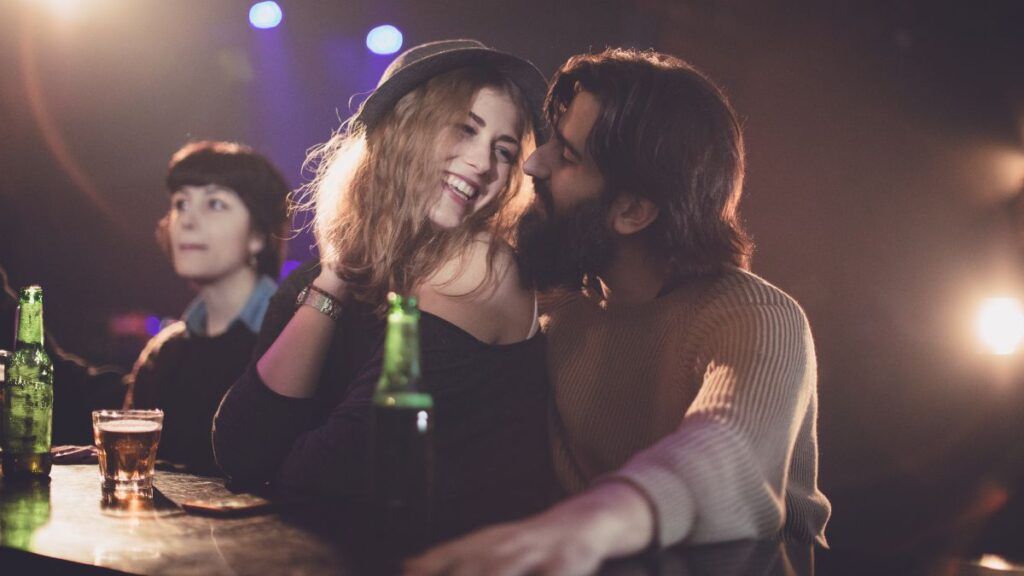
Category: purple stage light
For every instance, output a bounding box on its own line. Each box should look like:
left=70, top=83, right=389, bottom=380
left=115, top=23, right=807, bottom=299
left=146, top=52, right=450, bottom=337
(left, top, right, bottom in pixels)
left=280, top=259, right=302, bottom=280
left=145, top=315, right=162, bottom=337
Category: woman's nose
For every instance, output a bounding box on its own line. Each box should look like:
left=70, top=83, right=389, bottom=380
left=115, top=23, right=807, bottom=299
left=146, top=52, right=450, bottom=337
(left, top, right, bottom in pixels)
left=463, top=140, right=493, bottom=174
left=177, top=208, right=198, bottom=229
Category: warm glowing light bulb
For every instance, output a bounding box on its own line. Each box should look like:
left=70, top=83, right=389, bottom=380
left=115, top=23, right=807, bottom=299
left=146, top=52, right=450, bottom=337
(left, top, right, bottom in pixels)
left=35, top=0, right=86, bottom=20
left=977, top=554, right=1016, bottom=570
left=978, top=297, right=1024, bottom=355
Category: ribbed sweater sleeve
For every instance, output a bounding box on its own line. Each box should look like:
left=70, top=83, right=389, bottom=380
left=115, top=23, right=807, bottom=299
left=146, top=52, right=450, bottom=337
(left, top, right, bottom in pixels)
left=605, top=278, right=817, bottom=546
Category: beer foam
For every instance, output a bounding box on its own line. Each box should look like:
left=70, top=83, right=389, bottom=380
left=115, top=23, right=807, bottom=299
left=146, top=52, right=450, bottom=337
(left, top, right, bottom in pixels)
left=96, top=419, right=161, bottom=433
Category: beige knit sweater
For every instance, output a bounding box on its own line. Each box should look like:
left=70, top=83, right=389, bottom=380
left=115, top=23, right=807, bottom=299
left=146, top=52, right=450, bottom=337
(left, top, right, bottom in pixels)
left=545, top=267, right=831, bottom=547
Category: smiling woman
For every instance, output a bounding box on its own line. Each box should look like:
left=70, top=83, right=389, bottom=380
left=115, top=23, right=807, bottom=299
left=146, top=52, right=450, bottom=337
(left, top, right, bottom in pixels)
left=429, top=87, right=522, bottom=229
left=212, top=40, right=557, bottom=539
left=124, top=141, right=290, bottom=476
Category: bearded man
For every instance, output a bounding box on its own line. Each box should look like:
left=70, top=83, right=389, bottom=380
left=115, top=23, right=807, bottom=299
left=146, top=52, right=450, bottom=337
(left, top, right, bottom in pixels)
left=409, top=48, right=831, bottom=576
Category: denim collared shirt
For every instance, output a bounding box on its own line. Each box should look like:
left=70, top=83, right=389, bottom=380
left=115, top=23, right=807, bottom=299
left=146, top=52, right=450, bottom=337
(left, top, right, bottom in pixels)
left=181, top=275, right=278, bottom=337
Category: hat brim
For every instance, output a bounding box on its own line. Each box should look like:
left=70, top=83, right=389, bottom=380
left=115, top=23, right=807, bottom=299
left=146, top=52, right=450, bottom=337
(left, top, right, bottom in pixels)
left=353, top=48, right=550, bottom=143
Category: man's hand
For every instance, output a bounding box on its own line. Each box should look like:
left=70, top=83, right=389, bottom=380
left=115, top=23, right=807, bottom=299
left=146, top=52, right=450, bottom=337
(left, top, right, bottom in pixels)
left=404, top=482, right=655, bottom=576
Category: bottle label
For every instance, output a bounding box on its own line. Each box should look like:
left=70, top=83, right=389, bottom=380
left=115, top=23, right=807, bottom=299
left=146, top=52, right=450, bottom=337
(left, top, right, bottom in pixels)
left=2, top=379, right=53, bottom=454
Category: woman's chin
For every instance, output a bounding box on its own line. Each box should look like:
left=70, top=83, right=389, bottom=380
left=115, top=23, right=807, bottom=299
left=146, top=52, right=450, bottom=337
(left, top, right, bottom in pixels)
left=174, top=268, right=234, bottom=287
left=427, top=207, right=465, bottom=230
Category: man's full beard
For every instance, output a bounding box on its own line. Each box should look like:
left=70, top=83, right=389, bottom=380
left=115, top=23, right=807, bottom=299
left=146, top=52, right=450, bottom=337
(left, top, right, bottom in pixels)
left=514, top=180, right=617, bottom=292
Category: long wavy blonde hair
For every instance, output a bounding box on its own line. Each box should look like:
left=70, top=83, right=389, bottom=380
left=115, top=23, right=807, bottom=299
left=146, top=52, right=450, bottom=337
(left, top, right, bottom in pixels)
left=297, top=66, right=535, bottom=311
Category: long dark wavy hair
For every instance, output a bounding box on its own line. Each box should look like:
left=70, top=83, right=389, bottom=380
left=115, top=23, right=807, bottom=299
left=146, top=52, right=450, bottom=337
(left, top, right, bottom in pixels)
left=548, top=48, right=753, bottom=278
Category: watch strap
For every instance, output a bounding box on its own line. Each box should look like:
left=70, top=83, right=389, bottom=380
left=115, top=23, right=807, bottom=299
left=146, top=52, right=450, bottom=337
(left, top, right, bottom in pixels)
left=295, top=285, right=342, bottom=321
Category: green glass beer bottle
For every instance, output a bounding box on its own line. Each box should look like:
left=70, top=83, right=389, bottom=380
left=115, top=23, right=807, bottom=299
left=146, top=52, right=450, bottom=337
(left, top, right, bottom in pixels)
left=2, top=286, right=54, bottom=479
left=372, top=292, right=434, bottom=548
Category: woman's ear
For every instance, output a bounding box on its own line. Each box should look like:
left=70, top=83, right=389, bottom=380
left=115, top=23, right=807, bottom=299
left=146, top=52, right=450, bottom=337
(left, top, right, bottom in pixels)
left=248, top=232, right=266, bottom=257
left=608, top=193, right=660, bottom=236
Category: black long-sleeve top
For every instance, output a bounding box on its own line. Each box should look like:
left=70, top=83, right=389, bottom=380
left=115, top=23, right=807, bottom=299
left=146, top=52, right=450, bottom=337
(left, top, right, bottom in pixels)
left=129, top=321, right=257, bottom=475
left=212, top=262, right=556, bottom=536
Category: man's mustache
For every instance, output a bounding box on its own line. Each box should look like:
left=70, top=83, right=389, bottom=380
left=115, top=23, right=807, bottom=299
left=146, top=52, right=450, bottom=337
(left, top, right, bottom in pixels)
left=530, top=176, right=555, bottom=216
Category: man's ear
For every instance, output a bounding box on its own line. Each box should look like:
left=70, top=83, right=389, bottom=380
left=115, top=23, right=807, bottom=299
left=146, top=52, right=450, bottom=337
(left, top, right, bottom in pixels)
left=608, top=193, right=659, bottom=236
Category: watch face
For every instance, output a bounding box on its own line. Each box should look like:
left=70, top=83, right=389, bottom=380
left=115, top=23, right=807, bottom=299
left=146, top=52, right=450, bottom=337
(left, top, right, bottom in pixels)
left=296, top=286, right=308, bottom=306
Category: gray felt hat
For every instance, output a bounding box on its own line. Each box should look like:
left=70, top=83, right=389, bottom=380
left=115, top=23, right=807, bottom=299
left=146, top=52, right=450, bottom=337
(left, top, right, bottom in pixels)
left=351, top=39, right=549, bottom=142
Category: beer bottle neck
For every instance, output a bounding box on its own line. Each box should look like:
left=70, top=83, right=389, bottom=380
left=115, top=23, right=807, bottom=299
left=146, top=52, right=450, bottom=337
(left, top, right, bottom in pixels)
left=15, top=303, right=44, bottom=348
left=374, top=297, right=432, bottom=409
left=378, top=312, right=421, bottom=393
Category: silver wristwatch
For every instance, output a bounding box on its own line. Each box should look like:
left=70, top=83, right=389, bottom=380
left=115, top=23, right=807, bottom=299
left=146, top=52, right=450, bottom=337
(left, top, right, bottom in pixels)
left=295, top=285, right=341, bottom=321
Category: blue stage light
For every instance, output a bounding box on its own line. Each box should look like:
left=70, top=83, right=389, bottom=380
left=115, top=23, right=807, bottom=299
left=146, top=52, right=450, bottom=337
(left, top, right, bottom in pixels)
left=366, top=25, right=403, bottom=55
left=145, top=315, right=162, bottom=337
left=249, top=1, right=283, bottom=30
left=280, top=259, right=302, bottom=280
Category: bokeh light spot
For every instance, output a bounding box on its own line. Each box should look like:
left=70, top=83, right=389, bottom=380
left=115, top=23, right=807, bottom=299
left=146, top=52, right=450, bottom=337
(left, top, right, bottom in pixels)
left=249, top=1, right=283, bottom=30
left=366, top=25, right=403, bottom=55
left=977, top=297, right=1024, bottom=355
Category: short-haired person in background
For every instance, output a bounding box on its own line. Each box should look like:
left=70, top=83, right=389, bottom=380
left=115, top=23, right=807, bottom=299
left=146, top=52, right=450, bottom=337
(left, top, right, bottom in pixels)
left=212, top=40, right=556, bottom=537
left=408, top=48, right=831, bottom=576
left=124, top=141, right=290, bottom=475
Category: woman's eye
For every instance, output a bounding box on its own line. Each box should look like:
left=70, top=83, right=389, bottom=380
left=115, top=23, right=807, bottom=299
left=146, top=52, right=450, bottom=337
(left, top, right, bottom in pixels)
left=209, top=198, right=228, bottom=210
left=459, top=123, right=477, bottom=136
left=172, top=198, right=188, bottom=211
left=496, top=147, right=515, bottom=163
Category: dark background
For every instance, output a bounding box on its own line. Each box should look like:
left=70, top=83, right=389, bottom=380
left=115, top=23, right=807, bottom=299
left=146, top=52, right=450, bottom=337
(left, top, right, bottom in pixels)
left=3, top=0, right=1024, bottom=558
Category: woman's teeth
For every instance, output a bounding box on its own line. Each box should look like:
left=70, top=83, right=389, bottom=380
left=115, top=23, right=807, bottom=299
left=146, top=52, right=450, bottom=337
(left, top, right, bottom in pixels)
left=445, top=175, right=477, bottom=200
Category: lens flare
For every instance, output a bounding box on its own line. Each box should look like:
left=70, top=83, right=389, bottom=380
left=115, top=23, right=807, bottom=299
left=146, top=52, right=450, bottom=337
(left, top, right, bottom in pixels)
left=34, top=0, right=86, bottom=21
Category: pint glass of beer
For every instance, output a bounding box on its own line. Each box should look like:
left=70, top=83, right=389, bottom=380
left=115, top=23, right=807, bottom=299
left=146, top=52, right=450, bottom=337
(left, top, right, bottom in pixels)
left=92, top=410, right=163, bottom=495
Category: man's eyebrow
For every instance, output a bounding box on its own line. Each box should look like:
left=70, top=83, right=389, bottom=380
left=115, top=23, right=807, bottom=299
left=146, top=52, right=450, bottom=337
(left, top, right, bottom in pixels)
left=555, top=129, right=583, bottom=161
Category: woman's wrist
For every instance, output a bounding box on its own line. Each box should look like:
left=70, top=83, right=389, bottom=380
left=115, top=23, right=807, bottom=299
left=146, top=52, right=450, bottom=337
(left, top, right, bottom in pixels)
left=314, top=266, right=348, bottom=300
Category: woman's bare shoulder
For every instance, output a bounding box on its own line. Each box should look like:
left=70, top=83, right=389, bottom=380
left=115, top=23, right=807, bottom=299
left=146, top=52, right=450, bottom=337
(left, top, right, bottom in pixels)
left=418, top=235, right=533, bottom=344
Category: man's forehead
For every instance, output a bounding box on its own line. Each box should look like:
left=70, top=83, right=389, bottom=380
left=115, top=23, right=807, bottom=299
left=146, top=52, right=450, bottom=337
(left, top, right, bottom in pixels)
left=558, top=90, right=602, bottom=152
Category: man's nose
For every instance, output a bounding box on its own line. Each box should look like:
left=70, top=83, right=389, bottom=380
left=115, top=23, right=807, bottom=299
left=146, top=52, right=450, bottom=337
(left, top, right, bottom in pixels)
left=523, top=141, right=552, bottom=179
